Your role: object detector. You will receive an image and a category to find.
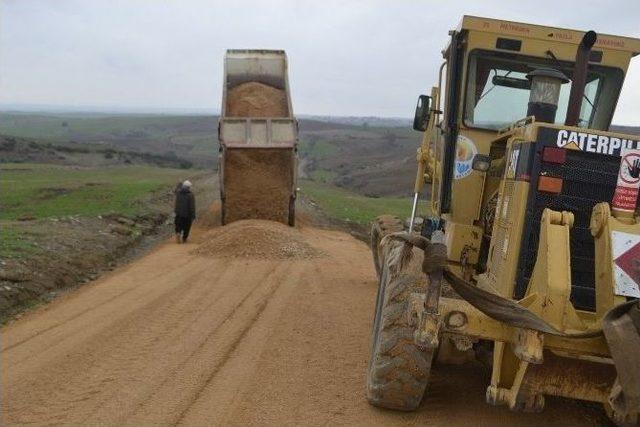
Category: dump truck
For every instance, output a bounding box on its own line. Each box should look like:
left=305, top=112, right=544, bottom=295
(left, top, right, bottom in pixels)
left=218, top=49, right=297, bottom=226
left=368, top=16, right=640, bottom=425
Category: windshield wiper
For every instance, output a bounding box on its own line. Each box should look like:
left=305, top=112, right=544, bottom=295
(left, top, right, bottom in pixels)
left=478, top=70, right=512, bottom=101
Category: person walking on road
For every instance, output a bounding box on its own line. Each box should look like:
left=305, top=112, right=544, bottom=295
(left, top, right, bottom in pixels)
left=174, top=180, right=196, bottom=243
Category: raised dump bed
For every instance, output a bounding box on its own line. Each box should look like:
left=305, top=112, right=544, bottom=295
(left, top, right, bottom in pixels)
left=218, top=49, right=297, bottom=226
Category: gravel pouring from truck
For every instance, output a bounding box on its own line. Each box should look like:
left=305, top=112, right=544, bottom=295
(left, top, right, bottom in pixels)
left=218, top=49, right=298, bottom=226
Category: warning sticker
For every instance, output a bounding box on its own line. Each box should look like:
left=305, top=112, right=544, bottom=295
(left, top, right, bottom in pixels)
left=612, top=148, right=640, bottom=212
left=612, top=231, right=640, bottom=298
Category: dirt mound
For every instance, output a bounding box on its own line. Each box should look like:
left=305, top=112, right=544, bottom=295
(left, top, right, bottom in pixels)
left=226, top=82, right=288, bottom=117
left=192, top=220, right=322, bottom=260
left=223, top=149, right=293, bottom=224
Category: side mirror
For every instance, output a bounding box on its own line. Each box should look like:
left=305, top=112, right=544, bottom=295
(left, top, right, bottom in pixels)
left=413, top=95, right=431, bottom=132
left=472, top=154, right=492, bottom=172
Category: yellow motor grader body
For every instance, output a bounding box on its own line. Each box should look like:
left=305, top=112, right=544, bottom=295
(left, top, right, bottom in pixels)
left=368, top=16, right=640, bottom=424
left=438, top=121, right=640, bottom=411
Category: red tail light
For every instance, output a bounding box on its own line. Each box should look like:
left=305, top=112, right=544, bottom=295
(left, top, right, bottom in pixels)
left=542, top=147, right=566, bottom=164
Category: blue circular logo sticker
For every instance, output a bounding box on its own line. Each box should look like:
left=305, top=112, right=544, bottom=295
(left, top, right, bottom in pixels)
left=454, top=135, right=477, bottom=180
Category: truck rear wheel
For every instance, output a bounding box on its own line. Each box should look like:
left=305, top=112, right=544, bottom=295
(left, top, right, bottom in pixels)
left=370, top=215, right=404, bottom=279
left=288, top=196, right=296, bottom=227
left=367, top=236, right=434, bottom=411
left=220, top=198, right=226, bottom=226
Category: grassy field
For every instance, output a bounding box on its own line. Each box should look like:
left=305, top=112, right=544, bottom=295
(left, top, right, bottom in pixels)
left=1, top=163, right=203, bottom=260
left=308, top=169, right=337, bottom=183
left=1, top=163, right=197, bottom=220
left=299, top=179, right=430, bottom=225
left=0, top=226, right=40, bottom=258
left=298, top=137, right=339, bottom=160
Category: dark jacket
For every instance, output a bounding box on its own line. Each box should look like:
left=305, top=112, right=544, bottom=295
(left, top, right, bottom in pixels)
left=175, top=188, right=196, bottom=220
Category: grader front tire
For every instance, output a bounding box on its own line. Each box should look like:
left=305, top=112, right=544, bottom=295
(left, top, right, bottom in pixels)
left=370, top=215, right=404, bottom=278
left=367, top=238, right=434, bottom=411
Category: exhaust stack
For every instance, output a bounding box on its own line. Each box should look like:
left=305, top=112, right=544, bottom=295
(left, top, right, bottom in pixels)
left=565, top=31, right=598, bottom=127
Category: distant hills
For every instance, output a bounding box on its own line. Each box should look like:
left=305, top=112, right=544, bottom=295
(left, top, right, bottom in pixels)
left=610, top=125, right=640, bottom=136
left=298, top=115, right=412, bottom=128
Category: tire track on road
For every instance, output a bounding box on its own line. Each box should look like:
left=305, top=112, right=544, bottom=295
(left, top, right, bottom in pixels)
left=124, top=262, right=298, bottom=425
left=2, top=245, right=199, bottom=352
left=4, top=262, right=221, bottom=424
left=106, top=262, right=283, bottom=424
left=175, top=263, right=307, bottom=426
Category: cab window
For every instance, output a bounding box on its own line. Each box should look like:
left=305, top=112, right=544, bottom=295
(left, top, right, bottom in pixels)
left=463, top=50, right=623, bottom=131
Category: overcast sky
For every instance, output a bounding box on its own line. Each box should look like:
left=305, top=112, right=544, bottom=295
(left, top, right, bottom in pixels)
left=2, top=0, right=640, bottom=123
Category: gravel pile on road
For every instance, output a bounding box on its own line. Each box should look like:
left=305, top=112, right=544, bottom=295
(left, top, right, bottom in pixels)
left=226, top=82, right=288, bottom=117
left=192, top=220, right=322, bottom=260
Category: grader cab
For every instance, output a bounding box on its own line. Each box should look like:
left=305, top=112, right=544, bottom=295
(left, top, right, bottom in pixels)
left=368, top=16, right=640, bottom=424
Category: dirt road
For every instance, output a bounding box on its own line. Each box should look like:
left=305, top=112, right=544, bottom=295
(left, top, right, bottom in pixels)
left=1, top=213, right=607, bottom=425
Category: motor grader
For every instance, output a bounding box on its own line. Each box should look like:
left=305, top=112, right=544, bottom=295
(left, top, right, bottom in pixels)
left=368, top=16, right=640, bottom=424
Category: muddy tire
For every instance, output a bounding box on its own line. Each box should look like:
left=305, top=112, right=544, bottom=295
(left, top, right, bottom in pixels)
left=370, top=215, right=404, bottom=279
left=367, top=236, right=434, bottom=411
